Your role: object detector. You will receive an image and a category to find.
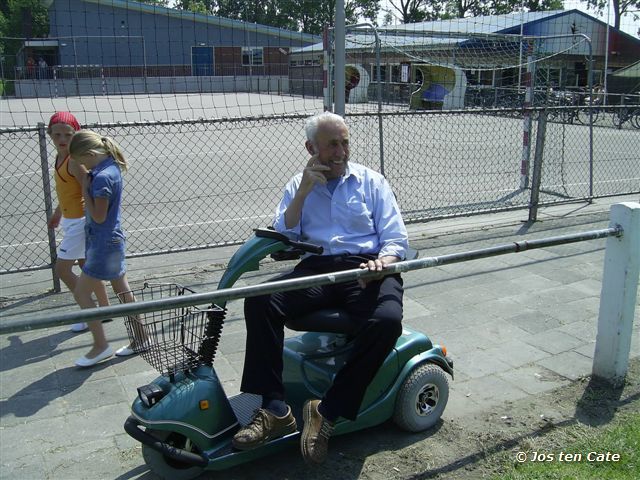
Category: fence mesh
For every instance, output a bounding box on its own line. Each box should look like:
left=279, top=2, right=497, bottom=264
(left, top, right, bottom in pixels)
left=3, top=108, right=638, bottom=275
left=1, top=5, right=639, bottom=278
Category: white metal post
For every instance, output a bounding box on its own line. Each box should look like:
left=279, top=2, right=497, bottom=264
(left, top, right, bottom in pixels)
left=334, top=0, right=346, bottom=116
left=603, top=0, right=611, bottom=105
left=592, top=202, right=640, bottom=387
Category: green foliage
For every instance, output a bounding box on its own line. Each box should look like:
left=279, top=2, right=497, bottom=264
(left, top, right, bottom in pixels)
left=214, top=0, right=380, bottom=34
left=173, top=0, right=215, bottom=15
left=4, top=0, right=49, bottom=38
left=0, top=11, right=8, bottom=41
left=388, top=0, right=443, bottom=23
left=523, top=0, right=564, bottom=12
left=169, top=0, right=379, bottom=34
left=217, top=0, right=300, bottom=30
left=388, top=0, right=564, bottom=23
left=585, top=0, right=640, bottom=30
left=136, top=0, right=170, bottom=6
left=1, top=0, right=48, bottom=69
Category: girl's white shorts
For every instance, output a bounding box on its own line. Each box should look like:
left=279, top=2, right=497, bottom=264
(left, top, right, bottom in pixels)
left=57, top=216, right=86, bottom=260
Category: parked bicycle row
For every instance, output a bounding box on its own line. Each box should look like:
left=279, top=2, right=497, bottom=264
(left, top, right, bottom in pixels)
left=463, top=86, right=639, bottom=129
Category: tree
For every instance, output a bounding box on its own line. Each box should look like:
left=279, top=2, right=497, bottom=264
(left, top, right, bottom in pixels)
left=3, top=0, right=49, bottom=39
left=382, top=10, right=395, bottom=25
left=174, top=0, right=216, bottom=15
left=388, top=0, right=443, bottom=23
left=0, top=0, right=49, bottom=70
left=387, top=0, right=564, bottom=23
left=217, top=0, right=299, bottom=30
left=172, top=0, right=381, bottom=34
left=585, top=0, right=640, bottom=31
left=485, top=0, right=562, bottom=15
left=445, top=0, right=490, bottom=18
left=137, top=0, right=170, bottom=6
left=523, top=0, right=563, bottom=11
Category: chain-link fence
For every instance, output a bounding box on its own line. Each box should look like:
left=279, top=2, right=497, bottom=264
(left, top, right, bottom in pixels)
left=3, top=9, right=639, bottom=286
left=2, top=107, right=639, bottom=280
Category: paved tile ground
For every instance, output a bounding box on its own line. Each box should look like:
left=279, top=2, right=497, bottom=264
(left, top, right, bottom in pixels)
left=1, top=195, right=638, bottom=479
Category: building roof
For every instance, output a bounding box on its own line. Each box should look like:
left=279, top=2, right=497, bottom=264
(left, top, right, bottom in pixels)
left=611, top=60, right=640, bottom=78
left=54, top=0, right=320, bottom=44
left=379, top=10, right=565, bottom=35
left=291, top=9, right=640, bottom=55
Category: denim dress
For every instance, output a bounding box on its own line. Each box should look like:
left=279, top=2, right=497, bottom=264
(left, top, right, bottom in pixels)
left=82, top=157, right=126, bottom=280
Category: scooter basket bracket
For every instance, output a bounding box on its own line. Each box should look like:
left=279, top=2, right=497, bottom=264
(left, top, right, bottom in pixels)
left=118, top=282, right=226, bottom=377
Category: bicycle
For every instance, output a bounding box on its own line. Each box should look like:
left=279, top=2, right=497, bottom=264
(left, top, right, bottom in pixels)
left=556, top=89, right=600, bottom=126
left=611, top=96, right=640, bottom=129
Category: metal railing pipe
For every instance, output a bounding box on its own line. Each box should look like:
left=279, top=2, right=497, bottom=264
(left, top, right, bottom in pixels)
left=0, top=226, right=622, bottom=336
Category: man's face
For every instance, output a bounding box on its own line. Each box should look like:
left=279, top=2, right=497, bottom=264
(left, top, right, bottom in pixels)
left=312, top=121, right=350, bottom=180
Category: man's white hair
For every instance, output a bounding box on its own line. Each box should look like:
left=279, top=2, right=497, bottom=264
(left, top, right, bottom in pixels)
left=305, top=112, right=347, bottom=144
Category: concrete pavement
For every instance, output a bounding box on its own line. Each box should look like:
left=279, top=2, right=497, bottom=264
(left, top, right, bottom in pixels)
left=1, top=195, right=639, bottom=479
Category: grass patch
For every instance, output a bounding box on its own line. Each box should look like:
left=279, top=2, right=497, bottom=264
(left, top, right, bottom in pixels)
left=496, top=411, right=640, bottom=479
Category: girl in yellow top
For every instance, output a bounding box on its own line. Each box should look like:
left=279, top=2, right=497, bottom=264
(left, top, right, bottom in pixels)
left=47, top=112, right=109, bottom=333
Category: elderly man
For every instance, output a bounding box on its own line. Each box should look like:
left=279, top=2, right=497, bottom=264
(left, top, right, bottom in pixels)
left=233, top=112, right=408, bottom=464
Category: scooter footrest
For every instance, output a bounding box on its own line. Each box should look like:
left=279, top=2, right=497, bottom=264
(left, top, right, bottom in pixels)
left=228, top=393, right=262, bottom=426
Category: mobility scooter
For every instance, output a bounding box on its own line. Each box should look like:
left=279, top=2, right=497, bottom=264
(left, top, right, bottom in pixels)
left=122, top=228, right=454, bottom=479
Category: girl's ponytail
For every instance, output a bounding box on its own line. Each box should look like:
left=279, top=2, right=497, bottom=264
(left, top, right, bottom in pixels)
left=101, top=136, right=128, bottom=172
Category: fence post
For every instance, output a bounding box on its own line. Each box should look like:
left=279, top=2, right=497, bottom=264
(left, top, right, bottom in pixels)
left=528, top=110, right=547, bottom=222
left=334, top=0, right=346, bottom=116
left=592, top=202, right=640, bottom=387
left=323, top=25, right=330, bottom=111
left=519, top=41, right=535, bottom=190
left=38, top=122, right=61, bottom=293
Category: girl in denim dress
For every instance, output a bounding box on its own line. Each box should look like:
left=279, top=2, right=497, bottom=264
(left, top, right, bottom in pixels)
left=68, top=131, right=142, bottom=367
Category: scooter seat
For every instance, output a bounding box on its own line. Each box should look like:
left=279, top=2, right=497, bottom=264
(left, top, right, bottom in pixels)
left=286, top=308, right=359, bottom=335
left=284, top=248, right=418, bottom=336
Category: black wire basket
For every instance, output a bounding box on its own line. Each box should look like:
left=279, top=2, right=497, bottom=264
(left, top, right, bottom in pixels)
left=117, top=283, right=226, bottom=378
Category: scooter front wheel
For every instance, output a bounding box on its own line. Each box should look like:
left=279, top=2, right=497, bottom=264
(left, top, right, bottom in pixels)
left=142, top=429, right=205, bottom=480
left=393, top=363, right=449, bottom=432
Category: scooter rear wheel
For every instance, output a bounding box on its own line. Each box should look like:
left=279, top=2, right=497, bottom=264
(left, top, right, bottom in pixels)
left=142, top=429, right=205, bottom=480
left=393, top=363, right=449, bottom=432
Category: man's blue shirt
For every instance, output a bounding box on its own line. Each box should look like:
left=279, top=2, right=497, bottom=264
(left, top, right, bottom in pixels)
left=273, top=162, right=408, bottom=259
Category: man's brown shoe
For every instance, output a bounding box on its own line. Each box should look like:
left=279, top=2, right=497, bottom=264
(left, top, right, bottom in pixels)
left=301, top=399, right=335, bottom=465
left=232, top=407, right=297, bottom=450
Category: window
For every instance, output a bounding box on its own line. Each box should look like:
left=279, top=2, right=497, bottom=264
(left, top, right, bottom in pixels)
left=242, top=47, right=263, bottom=66
left=538, top=67, right=561, bottom=88
left=371, top=64, right=387, bottom=82
left=390, top=64, right=401, bottom=83
left=479, top=69, right=495, bottom=86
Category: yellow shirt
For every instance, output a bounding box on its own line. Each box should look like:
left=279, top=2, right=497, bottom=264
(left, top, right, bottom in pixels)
left=54, top=155, right=84, bottom=219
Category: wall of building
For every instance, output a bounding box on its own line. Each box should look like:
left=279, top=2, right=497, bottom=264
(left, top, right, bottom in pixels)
left=14, top=75, right=290, bottom=97
left=48, top=0, right=315, bottom=67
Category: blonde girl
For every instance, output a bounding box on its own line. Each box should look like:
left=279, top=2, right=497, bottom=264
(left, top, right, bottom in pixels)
left=47, top=112, right=109, bottom=333
left=68, top=131, right=141, bottom=367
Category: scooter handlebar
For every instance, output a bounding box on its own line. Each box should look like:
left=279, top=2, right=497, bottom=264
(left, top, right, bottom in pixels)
left=254, top=228, right=323, bottom=255
left=288, top=240, right=323, bottom=255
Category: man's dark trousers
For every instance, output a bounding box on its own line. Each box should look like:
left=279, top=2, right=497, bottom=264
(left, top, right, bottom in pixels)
left=241, top=254, right=404, bottom=421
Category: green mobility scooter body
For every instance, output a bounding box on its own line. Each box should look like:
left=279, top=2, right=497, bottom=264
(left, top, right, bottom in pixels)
left=124, top=230, right=454, bottom=479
